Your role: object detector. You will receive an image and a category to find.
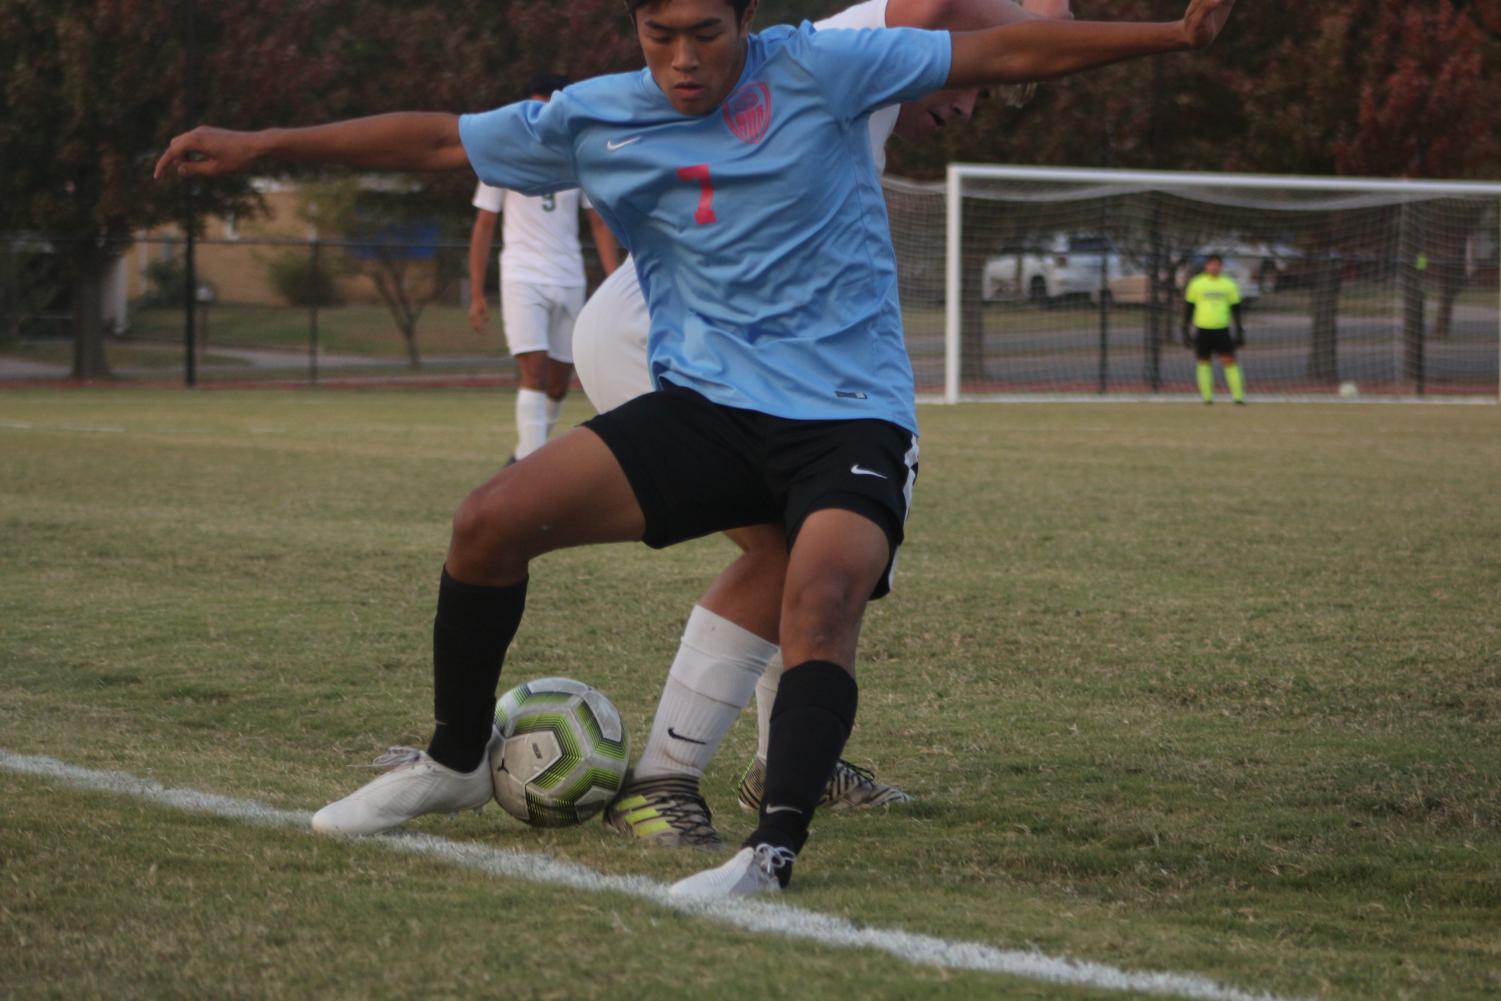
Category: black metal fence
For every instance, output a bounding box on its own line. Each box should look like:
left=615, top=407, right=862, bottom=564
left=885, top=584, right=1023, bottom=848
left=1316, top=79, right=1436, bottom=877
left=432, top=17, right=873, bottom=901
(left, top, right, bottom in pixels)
left=0, top=233, right=615, bottom=386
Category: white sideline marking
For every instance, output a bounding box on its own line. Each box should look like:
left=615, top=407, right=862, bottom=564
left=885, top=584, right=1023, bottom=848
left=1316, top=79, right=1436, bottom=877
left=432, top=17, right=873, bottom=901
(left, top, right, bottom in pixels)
left=914, top=393, right=1497, bottom=406
left=0, top=420, right=130, bottom=433
left=1, top=750, right=1305, bottom=1001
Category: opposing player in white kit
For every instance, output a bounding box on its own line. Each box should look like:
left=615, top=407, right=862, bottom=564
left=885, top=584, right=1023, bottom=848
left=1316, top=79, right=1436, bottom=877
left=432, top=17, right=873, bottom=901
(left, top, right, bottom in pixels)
left=468, top=73, right=620, bottom=462
left=593, top=0, right=1072, bottom=849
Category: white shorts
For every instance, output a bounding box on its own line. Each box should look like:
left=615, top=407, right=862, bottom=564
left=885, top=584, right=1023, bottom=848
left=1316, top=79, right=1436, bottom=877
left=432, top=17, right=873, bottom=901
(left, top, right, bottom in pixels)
left=501, top=281, right=584, bottom=362
left=572, top=259, right=653, bottom=413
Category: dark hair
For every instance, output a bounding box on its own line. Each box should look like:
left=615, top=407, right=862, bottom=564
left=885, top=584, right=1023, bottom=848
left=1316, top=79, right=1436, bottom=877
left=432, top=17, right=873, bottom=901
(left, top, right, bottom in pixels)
left=625, top=0, right=754, bottom=22
left=522, top=73, right=571, bottom=99
left=1205, top=253, right=1224, bottom=264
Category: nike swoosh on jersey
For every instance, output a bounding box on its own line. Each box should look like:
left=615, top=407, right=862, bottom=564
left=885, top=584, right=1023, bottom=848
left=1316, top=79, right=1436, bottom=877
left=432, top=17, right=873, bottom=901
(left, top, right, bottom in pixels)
left=850, top=464, right=888, bottom=479
left=667, top=727, right=708, bottom=745
left=606, top=136, right=643, bottom=151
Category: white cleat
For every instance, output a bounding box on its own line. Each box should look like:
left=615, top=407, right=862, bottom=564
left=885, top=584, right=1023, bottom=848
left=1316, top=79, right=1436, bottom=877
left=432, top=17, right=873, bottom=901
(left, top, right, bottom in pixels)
left=668, top=843, right=797, bottom=899
left=311, top=730, right=499, bottom=836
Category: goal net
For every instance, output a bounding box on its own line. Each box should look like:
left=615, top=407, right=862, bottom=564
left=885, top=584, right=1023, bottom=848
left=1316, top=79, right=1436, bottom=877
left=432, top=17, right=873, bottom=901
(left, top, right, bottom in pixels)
left=884, top=166, right=1501, bottom=402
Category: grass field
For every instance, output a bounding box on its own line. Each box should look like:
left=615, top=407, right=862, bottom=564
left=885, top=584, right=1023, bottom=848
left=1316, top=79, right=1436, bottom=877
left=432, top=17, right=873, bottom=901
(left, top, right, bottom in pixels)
left=2, top=390, right=1498, bottom=1000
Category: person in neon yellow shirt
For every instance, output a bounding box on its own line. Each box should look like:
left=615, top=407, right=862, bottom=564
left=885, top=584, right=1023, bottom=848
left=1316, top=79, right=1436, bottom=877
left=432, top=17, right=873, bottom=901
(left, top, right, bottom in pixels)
left=1182, top=254, right=1246, bottom=404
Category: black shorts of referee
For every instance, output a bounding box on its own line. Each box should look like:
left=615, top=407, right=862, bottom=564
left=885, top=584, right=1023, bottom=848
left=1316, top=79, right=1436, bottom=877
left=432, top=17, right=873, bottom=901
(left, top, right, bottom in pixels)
left=583, top=381, right=918, bottom=600
left=1193, top=326, right=1238, bottom=361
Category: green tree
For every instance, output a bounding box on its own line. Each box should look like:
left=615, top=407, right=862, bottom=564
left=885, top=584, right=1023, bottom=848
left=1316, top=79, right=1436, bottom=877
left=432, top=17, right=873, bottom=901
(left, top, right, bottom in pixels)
left=0, top=0, right=340, bottom=377
left=269, top=0, right=643, bottom=367
left=300, top=180, right=467, bottom=370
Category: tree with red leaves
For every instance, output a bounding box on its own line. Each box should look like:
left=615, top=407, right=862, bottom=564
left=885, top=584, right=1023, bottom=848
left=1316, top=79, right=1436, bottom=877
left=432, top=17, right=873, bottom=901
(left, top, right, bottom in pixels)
left=1336, top=0, right=1497, bottom=371
left=1337, top=0, right=1494, bottom=177
left=0, top=0, right=343, bottom=378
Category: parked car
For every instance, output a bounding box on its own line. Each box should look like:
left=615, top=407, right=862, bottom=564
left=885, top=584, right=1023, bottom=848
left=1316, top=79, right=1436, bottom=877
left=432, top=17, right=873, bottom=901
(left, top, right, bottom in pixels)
left=983, top=235, right=1264, bottom=307
left=980, top=240, right=1059, bottom=303
left=982, top=235, right=1153, bottom=305
left=1188, top=244, right=1284, bottom=295
left=1176, top=250, right=1263, bottom=303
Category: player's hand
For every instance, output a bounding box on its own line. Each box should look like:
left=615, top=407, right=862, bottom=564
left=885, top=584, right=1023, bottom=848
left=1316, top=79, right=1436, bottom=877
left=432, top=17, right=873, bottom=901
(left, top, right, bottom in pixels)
left=1181, top=0, right=1235, bottom=50
left=468, top=298, right=490, bottom=335
left=154, top=126, right=262, bottom=180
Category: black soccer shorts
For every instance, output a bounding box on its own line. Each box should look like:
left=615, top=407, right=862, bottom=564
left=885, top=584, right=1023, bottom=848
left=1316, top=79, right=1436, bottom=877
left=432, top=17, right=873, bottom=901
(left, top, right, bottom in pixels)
left=583, top=382, right=918, bottom=599
left=1193, top=326, right=1238, bottom=360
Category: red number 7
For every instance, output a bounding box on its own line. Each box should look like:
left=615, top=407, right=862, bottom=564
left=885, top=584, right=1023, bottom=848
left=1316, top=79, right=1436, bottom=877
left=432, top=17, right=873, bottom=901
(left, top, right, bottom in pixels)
left=676, top=164, right=718, bottom=225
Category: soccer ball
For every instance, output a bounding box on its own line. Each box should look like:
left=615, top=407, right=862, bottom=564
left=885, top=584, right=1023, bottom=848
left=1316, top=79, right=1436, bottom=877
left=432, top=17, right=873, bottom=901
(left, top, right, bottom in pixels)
left=490, top=677, right=629, bottom=827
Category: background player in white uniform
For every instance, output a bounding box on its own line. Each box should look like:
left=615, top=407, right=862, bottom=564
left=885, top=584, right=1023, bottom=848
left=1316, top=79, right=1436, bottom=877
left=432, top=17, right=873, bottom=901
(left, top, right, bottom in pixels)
left=588, top=0, right=1074, bottom=849
left=468, top=73, right=620, bottom=462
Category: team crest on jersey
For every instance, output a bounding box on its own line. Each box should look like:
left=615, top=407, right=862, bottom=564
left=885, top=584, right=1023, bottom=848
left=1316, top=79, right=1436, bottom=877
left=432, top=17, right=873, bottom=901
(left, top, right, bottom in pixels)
left=723, top=83, right=772, bottom=144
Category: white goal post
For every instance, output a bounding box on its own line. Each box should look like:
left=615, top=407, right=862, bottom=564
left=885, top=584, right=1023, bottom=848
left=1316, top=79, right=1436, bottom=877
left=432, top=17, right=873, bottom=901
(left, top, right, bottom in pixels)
left=908, top=164, right=1501, bottom=403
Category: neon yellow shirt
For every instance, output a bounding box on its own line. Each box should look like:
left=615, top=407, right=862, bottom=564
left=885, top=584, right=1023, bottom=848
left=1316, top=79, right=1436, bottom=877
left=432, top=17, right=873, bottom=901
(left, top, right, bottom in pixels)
left=1185, top=273, right=1241, bottom=329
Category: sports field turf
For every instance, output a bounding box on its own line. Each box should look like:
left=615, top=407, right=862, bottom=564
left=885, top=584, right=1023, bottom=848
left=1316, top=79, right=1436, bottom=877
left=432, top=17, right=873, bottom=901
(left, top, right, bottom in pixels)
left=2, top=389, right=1497, bottom=1000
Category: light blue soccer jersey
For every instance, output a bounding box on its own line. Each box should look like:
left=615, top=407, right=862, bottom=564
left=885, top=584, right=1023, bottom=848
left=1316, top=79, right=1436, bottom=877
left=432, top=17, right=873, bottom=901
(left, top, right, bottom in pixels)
left=459, top=23, right=951, bottom=433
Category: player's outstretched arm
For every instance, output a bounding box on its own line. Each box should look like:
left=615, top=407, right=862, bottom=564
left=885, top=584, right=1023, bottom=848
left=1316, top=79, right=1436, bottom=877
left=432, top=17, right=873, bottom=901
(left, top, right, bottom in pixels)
left=154, top=112, right=468, bottom=180
left=946, top=0, right=1233, bottom=86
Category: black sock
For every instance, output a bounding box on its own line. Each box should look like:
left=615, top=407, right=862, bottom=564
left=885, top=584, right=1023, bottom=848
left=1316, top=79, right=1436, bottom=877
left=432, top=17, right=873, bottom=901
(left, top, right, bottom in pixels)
left=748, top=660, right=858, bottom=864
left=426, top=568, right=527, bottom=772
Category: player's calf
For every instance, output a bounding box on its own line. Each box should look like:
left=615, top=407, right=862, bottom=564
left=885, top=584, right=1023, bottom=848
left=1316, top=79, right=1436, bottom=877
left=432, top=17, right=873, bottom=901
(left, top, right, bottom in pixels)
left=675, top=667, right=861, bottom=896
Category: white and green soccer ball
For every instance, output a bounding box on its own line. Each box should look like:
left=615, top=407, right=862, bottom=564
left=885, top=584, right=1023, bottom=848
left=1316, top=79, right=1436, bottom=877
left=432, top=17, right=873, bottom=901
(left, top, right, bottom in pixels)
left=490, top=677, right=629, bottom=827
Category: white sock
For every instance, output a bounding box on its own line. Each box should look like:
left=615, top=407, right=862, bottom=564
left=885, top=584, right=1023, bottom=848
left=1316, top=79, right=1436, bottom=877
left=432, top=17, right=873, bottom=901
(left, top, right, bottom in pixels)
left=545, top=395, right=563, bottom=439
left=633, top=606, right=779, bottom=783
left=515, top=388, right=550, bottom=458
left=753, top=651, right=784, bottom=764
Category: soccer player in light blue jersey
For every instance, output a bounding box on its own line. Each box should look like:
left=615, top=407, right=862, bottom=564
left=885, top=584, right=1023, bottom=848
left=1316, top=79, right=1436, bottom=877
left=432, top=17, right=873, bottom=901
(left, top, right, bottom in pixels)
left=157, top=0, right=1236, bottom=897
left=582, top=0, right=1076, bottom=852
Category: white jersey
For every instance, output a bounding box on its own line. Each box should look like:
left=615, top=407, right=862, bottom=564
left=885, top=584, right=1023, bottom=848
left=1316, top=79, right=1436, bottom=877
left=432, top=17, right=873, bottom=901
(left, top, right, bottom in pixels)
left=815, top=0, right=900, bottom=171
left=472, top=183, right=590, bottom=287
left=571, top=0, right=901, bottom=413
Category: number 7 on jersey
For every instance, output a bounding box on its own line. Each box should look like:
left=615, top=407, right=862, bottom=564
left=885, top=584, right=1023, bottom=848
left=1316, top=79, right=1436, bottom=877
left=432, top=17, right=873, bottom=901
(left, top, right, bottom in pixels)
left=676, top=164, right=718, bottom=225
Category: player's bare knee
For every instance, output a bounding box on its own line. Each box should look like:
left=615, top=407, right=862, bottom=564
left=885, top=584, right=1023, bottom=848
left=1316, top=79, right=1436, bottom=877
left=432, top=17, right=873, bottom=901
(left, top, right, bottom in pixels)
left=451, top=477, right=531, bottom=555
left=545, top=361, right=573, bottom=400
left=450, top=487, right=499, bottom=553
left=515, top=351, right=547, bottom=390
left=782, top=575, right=863, bottom=652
